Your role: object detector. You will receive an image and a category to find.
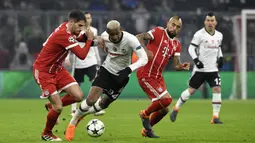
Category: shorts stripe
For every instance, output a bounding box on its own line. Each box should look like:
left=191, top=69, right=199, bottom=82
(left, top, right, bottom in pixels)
left=143, top=80, right=160, bottom=97
left=59, top=82, right=78, bottom=93
left=152, top=90, right=168, bottom=102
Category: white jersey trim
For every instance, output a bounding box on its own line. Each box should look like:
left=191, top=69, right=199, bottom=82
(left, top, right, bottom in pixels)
left=148, top=32, right=164, bottom=77
left=65, top=43, right=79, bottom=50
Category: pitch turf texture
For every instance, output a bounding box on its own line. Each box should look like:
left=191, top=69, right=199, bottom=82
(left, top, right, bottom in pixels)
left=0, top=99, right=254, bottom=143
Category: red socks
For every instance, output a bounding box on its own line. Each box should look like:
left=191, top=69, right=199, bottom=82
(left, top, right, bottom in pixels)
left=150, top=110, right=168, bottom=127
left=144, top=98, right=172, bottom=116
left=43, top=109, right=60, bottom=134
left=61, top=94, right=78, bottom=106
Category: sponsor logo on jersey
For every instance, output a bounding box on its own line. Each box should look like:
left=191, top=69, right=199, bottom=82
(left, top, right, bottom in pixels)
left=157, top=87, right=163, bottom=92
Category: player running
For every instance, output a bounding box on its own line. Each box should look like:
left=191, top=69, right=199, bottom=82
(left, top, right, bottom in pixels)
left=65, top=11, right=106, bottom=117
left=170, top=13, right=224, bottom=124
left=65, top=20, right=149, bottom=141
left=136, top=16, right=190, bottom=138
left=33, top=10, right=95, bottom=141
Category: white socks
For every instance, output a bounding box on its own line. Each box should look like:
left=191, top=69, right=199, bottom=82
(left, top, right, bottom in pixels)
left=71, top=103, right=77, bottom=112
left=70, top=99, right=91, bottom=126
left=212, top=93, right=222, bottom=117
left=175, top=89, right=191, bottom=110
left=69, top=98, right=103, bottom=126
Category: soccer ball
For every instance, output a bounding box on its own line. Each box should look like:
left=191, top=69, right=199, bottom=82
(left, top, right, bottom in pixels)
left=86, top=119, right=105, bottom=137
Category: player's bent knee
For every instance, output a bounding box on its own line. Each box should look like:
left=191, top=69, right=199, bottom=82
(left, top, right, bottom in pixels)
left=53, top=104, right=63, bottom=113
left=75, top=92, right=84, bottom=102
left=159, top=98, right=172, bottom=108
left=212, top=86, right=221, bottom=93
left=188, top=87, right=196, bottom=95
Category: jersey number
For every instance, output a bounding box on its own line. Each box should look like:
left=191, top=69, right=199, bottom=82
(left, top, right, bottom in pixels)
left=214, top=78, right=221, bottom=85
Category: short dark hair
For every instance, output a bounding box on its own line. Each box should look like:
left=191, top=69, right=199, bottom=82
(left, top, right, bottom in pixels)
left=207, top=12, right=215, bottom=17
left=68, top=9, right=85, bottom=22
left=84, top=11, right=90, bottom=15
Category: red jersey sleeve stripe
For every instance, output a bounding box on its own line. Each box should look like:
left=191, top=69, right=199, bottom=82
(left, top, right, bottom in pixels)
left=65, top=43, right=79, bottom=50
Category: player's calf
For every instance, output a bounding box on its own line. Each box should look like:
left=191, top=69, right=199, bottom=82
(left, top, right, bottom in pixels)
left=45, top=103, right=60, bottom=125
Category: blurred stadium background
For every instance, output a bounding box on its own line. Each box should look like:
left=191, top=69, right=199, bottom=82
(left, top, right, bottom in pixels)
left=0, top=0, right=255, bottom=143
left=0, top=0, right=254, bottom=99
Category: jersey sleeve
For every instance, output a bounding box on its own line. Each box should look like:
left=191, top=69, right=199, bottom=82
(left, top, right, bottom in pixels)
left=190, top=32, right=201, bottom=46
left=147, top=27, right=161, bottom=40
left=128, top=34, right=148, bottom=71
left=174, top=42, right=182, bottom=56
left=58, top=34, right=79, bottom=50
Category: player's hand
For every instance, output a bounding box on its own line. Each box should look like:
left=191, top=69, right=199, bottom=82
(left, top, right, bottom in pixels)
left=86, top=29, right=94, bottom=40
left=97, top=37, right=105, bottom=48
left=217, top=57, right=223, bottom=68
left=182, top=62, right=190, bottom=70
left=193, top=58, right=204, bottom=69
left=116, top=67, right=132, bottom=84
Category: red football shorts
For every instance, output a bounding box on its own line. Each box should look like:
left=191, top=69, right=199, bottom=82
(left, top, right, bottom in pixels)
left=137, top=76, right=168, bottom=102
left=33, top=68, right=77, bottom=99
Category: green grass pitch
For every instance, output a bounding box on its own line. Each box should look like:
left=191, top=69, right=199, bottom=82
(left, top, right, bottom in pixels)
left=0, top=99, right=254, bottom=143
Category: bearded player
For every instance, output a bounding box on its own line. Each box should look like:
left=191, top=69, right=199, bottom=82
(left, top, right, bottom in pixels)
left=136, top=16, right=190, bottom=138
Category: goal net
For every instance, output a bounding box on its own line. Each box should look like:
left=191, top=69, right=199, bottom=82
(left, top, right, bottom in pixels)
left=231, top=9, right=255, bottom=100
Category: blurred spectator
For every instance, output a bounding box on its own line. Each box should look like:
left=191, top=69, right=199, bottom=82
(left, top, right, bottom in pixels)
left=9, top=41, right=33, bottom=70
left=131, top=2, right=150, bottom=33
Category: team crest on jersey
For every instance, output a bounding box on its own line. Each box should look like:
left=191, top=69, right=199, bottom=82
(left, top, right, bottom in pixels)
left=113, top=47, right=117, bottom=52
left=68, top=36, right=75, bottom=43
left=43, top=90, right=49, bottom=96
left=157, top=87, right=163, bottom=92
left=121, top=49, right=126, bottom=53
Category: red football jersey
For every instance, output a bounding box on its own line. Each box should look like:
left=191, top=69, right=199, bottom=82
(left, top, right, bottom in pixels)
left=137, top=27, right=181, bottom=79
left=34, top=22, right=80, bottom=73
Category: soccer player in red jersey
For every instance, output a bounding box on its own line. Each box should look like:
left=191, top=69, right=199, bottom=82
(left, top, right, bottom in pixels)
left=33, top=10, right=94, bottom=141
left=136, top=16, right=190, bottom=138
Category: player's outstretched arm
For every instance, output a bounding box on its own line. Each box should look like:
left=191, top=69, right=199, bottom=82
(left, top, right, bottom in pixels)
left=173, top=56, right=190, bottom=71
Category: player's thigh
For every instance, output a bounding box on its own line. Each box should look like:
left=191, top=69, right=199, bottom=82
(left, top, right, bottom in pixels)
left=64, top=83, right=84, bottom=101
left=138, top=77, right=167, bottom=101
left=85, top=65, right=98, bottom=82
left=205, top=72, right=221, bottom=88
left=48, top=93, right=63, bottom=112
left=189, top=72, right=206, bottom=89
left=56, top=68, right=79, bottom=94
left=92, top=67, right=128, bottom=101
left=33, top=68, right=58, bottom=99
left=74, top=68, right=85, bottom=83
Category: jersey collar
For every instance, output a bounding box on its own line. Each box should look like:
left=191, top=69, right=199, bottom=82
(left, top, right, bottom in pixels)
left=204, top=27, right=215, bottom=36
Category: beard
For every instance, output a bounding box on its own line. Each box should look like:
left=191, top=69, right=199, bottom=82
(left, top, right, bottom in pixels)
left=167, top=29, right=176, bottom=38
